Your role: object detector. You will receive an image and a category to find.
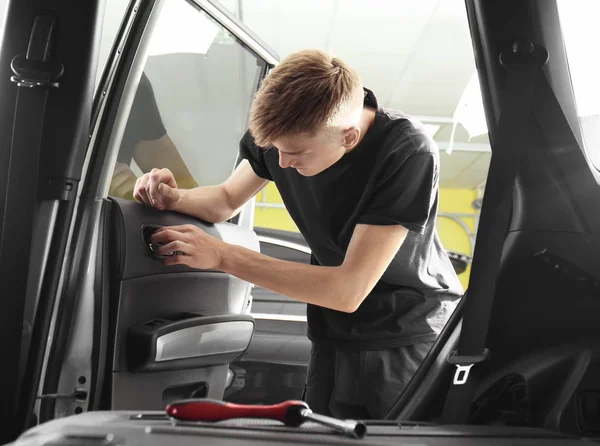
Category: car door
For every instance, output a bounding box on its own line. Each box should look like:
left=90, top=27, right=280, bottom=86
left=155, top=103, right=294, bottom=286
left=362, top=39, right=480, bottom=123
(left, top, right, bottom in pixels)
left=26, top=0, right=279, bottom=425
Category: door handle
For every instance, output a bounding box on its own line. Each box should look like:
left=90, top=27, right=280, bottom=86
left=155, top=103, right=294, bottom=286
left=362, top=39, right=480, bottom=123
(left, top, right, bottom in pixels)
left=141, top=224, right=178, bottom=259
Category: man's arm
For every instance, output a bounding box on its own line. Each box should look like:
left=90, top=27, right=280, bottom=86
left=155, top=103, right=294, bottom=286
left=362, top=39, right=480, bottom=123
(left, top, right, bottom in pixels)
left=175, top=160, right=269, bottom=222
left=137, top=160, right=269, bottom=223
left=152, top=223, right=409, bottom=313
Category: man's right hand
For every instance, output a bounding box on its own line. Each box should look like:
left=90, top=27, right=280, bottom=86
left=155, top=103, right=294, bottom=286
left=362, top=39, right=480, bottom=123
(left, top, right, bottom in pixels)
left=134, top=168, right=181, bottom=211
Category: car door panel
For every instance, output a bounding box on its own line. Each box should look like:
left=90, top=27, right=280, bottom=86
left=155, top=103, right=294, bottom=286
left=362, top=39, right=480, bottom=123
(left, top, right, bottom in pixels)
left=1, top=0, right=280, bottom=434
left=113, top=276, right=254, bottom=372
left=110, top=196, right=255, bottom=290
left=105, top=197, right=258, bottom=409
left=58, top=0, right=277, bottom=414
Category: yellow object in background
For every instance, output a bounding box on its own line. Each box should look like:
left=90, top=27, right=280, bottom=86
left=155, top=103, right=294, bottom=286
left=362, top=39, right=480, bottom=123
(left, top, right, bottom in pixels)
left=253, top=183, right=478, bottom=289
left=438, top=189, right=478, bottom=289
left=253, top=183, right=299, bottom=232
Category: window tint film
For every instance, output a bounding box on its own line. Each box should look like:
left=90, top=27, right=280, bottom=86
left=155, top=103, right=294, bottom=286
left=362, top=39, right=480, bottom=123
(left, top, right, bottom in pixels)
left=109, top=0, right=266, bottom=199
left=557, top=0, right=600, bottom=171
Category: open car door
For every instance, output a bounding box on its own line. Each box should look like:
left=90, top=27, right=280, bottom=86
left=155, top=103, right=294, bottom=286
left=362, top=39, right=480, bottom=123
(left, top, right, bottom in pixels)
left=0, top=0, right=278, bottom=441
left=42, top=0, right=280, bottom=419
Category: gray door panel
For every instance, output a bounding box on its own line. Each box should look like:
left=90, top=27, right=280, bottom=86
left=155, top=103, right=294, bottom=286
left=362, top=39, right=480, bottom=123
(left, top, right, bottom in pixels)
left=107, top=198, right=258, bottom=409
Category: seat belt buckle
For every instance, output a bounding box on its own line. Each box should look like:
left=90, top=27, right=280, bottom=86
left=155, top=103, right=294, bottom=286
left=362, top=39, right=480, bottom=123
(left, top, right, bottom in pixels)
left=447, top=348, right=490, bottom=386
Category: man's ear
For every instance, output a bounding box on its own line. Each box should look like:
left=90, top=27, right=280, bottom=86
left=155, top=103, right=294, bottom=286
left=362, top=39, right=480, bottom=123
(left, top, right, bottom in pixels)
left=342, top=126, right=361, bottom=149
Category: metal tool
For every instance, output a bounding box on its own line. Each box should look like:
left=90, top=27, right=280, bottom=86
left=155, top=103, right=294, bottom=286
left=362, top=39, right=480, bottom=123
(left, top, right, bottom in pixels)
left=295, top=406, right=366, bottom=439
left=166, top=399, right=367, bottom=439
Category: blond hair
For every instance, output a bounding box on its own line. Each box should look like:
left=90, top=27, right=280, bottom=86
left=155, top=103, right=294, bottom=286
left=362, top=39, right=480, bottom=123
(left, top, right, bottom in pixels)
left=248, top=49, right=364, bottom=147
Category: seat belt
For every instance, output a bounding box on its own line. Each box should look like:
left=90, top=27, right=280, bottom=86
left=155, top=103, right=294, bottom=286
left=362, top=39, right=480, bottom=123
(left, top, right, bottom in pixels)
left=0, top=12, right=62, bottom=431
left=441, top=40, right=548, bottom=424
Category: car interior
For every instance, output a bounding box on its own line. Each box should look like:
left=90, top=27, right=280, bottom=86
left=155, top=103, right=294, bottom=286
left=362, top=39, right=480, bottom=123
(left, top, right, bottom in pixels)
left=0, top=0, right=599, bottom=444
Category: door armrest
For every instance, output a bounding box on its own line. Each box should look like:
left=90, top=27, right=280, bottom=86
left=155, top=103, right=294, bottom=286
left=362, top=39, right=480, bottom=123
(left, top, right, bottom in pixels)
left=127, top=314, right=255, bottom=372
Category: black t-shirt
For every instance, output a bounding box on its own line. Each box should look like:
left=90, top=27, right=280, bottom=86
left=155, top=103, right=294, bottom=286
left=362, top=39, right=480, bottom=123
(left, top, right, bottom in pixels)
left=117, top=72, right=167, bottom=165
left=240, top=88, right=464, bottom=350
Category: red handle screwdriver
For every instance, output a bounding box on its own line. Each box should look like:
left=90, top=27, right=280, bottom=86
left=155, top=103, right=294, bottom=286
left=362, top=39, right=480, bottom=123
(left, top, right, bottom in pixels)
left=166, top=399, right=366, bottom=439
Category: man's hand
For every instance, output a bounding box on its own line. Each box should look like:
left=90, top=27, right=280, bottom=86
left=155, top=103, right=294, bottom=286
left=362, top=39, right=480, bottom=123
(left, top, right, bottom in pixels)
left=151, top=224, right=224, bottom=269
left=134, top=168, right=181, bottom=210
left=149, top=222, right=409, bottom=313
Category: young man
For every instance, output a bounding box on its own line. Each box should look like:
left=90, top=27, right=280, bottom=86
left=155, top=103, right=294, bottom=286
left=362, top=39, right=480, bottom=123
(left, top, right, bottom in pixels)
left=134, top=49, right=463, bottom=419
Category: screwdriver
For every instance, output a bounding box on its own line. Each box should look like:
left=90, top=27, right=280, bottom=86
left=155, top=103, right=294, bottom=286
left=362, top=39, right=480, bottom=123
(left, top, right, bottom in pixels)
left=166, top=399, right=367, bottom=439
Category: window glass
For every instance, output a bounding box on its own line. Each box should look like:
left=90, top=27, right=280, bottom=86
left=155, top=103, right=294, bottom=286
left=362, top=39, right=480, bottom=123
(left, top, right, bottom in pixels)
left=557, top=0, right=600, bottom=170
left=109, top=0, right=266, bottom=199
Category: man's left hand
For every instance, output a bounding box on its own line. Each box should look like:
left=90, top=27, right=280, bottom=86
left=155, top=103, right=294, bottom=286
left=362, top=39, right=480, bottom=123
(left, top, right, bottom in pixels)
left=150, top=225, right=224, bottom=269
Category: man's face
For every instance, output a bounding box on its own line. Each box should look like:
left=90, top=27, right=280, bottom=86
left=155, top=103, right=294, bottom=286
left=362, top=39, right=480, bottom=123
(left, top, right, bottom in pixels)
left=272, top=128, right=358, bottom=177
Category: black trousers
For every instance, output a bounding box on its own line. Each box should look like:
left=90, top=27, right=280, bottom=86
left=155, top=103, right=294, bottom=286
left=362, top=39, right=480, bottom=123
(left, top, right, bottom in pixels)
left=302, top=341, right=434, bottom=419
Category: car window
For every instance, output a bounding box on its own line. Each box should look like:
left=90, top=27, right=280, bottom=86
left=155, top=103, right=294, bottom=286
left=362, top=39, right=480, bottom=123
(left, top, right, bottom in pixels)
left=108, top=0, right=266, bottom=200
left=556, top=0, right=600, bottom=171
